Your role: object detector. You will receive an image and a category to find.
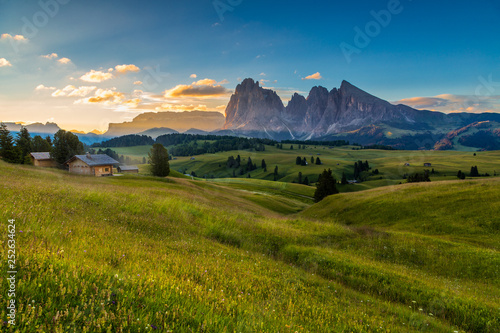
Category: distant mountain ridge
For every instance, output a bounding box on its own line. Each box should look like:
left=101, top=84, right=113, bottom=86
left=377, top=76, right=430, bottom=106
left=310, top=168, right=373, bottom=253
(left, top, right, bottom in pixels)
left=105, top=111, right=225, bottom=137
left=222, top=78, right=500, bottom=147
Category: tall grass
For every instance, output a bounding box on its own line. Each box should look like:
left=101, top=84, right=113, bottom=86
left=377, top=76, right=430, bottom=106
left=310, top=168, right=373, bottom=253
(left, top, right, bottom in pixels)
left=0, top=161, right=498, bottom=332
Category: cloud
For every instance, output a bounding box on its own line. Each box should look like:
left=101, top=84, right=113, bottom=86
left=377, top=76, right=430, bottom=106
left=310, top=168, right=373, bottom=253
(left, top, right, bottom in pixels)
left=122, top=98, right=141, bottom=108
left=80, top=70, right=114, bottom=83
left=218, top=79, right=229, bottom=84
left=216, top=105, right=226, bottom=111
left=302, top=72, right=322, bottom=80
left=1, top=33, right=28, bottom=42
left=259, top=72, right=266, bottom=76
left=114, top=64, right=140, bottom=74
left=164, top=78, right=231, bottom=98
left=51, top=85, right=96, bottom=97
left=134, top=81, right=143, bottom=85
left=393, top=94, right=500, bottom=114
left=77, top=88, right=125, bottom=105
left=35, top=84, right=56, bottom=91
left=190, top=74, right=197, bottom=78
left=394, top=96, right=449, bottom=109
left=0, top=58, right=12, bottom=67
left=155, top=104, right=208, bottom=112
left=194, top=78, right=217, bottom=86
left=67, top=86, right=97, bottom=97
left=58, top=57, right=72, bottom=65
left=42, top=53, right=58, bottom=59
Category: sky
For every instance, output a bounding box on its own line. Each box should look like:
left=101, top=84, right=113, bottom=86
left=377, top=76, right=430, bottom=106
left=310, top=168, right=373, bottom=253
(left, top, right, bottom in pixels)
left=0, top=0, right=499, bottom=132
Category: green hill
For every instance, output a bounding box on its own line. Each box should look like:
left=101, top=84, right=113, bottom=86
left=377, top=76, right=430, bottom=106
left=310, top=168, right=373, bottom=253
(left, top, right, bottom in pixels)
left=0, top=161, right=498, bottom=332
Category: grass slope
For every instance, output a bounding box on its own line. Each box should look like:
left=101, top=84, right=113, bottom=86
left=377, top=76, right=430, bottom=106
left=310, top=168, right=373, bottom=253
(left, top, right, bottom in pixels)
left=0, top=161, right=498, bottom=332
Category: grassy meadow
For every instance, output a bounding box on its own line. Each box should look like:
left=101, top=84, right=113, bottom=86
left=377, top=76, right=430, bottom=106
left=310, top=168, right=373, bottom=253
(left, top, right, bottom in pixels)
left=109, top=144, right=500, bottom=192
left=0, top=158, right=498, bottom=332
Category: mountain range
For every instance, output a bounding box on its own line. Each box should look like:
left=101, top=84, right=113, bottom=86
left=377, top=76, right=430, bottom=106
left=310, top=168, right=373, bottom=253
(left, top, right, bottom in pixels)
left=222, top=78, right=500, bottom=148
left=3, top=79, right=500, bottom=150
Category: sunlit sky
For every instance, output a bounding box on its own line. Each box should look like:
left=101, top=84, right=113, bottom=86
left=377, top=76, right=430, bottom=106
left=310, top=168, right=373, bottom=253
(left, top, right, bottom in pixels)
left=1, top=0, right=499, bottom=132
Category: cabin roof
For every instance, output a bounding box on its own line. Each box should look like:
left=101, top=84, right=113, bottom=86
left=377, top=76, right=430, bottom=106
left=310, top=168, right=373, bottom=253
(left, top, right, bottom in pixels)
left=30, top=152, right=52, bottom=160
left=118, top=165, right=139, bottom=171
left=65, top=154, right=120, bottom=166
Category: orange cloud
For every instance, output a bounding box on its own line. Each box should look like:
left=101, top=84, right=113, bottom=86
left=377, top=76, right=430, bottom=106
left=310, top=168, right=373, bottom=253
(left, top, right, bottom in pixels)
left=194, top=78, right=217, bottom=86
left=0, top=58, right=12, bottom=67
left=42, top=53, right=58, bottom=59
left=114, top=64, right=140, bottom=74
left=1, top=33, right=27, bottom=42
left=190, top=74, right=197, bottom=78
left=134, top=81, right=143, bottom=85
left=58, top=57, right=72, bottom=64
left=122, top=98, right=141, bottom=108
left=78, top=89, right=125, bottom=105
left=164, top=79, right=231, bottom=98
left=80, top=70, right=114, bottom=83
left=302, top=72, right=322, bottom=80
left=156, top=104, right=208, bottom=111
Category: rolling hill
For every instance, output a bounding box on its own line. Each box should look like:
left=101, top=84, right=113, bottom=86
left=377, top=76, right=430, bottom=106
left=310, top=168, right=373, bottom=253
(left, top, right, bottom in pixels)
left=0, top=160, right=498, bottom=332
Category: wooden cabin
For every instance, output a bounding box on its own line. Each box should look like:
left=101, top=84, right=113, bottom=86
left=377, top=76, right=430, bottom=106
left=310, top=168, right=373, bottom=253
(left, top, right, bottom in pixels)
left=30, top=152, right=57, bottom=167
left=65, top=153, right=119, bottom=177
left=117, top=165, right=139, bottom=174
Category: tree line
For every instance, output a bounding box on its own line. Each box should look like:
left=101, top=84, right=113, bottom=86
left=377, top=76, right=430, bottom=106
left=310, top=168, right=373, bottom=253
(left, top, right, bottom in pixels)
left=0, top=124, right=84, bottom=166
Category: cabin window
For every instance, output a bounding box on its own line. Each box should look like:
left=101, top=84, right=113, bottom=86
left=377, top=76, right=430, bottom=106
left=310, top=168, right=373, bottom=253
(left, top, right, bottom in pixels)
left=105, top=168, right=109, bottom=172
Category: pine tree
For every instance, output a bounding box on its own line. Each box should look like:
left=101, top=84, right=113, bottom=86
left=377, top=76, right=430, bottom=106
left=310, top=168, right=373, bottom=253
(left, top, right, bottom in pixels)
left=341, top=172, right=348, bottom=185
left=16, top=127, right=33, bottom=164
left=51, top=130, right=84, bottom=165
left=296, top=156, right=302, bottom=165
left=298, top=172, right=302, bottom=184
left=261, top=159, right=267, bottom=172
left=32, top=135, right=52, bottom=152
left=311, top=156, right=314, bottom=164
left=290, top=145, right=293, bottom=150
left=274, top=166, right=278, bottom=181
left=303, top=176, right=309, bottom=186
left=314, top=169, right=339, bottom=202
left=0, top=123, right=18, bottom=163
left=315, top=157, right=321, bottom=165
left=148, top=143, right=170, bottom=177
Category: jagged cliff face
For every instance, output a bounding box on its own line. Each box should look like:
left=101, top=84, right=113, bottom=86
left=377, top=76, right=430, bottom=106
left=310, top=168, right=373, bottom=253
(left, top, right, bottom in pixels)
left=222, top=79, right=455, bottom=139
left=223, top=79, right=287, bottom=134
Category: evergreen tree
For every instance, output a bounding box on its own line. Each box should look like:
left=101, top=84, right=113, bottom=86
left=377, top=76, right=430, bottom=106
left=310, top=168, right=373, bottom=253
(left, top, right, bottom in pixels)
left=314, top=169, right=339, bottom=202
left=302, top=157, right=307, bottom=166
left=148, top=143, right=170, bottom=177
left=315, top=157, right=322, bottom=165
left=274, top=166, right=278, bottom=181
left=51, top=130, right=84, bottom=165
left=261, top=159, right=267, bottom=172
left=457, top=170, right=463, bottom=179
left=235, top=155, right=241, bottom=168
left=232, top=169, right=236, bottom=177
left=0, top=123, right=18, bottom=163
left=311, top=156, right=314, bottom=164
left=296, top=156, right=302, bottom=165
left=142, top=157, right=146, bottom=164
left=290, top=145, right=293, bottom=150
left=470, top=166, right=480, bottom=177
left=298, top=172, right=302, bottom=184
left=247, top=156, right=254, bottom=170
left=303, top=176, right=309, bottom=186
left=15, top=127, right=33, bottom=164
left=341, top=172, right=348, bottom=185
left=32, top=135, right=52, bottom=152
